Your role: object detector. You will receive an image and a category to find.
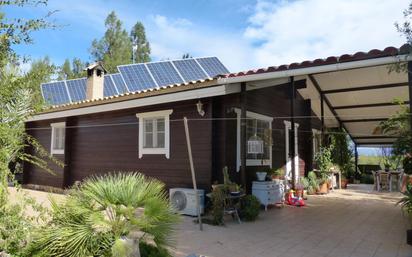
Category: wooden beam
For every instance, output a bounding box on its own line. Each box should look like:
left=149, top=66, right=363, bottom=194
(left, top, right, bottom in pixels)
left=352, top=136, right=398, bottom=139
left=333, top=101, right=409, bottom=110
left=356, top=142, right=395, bottom=146
left=308, top=74, right=356, bottom=143
left=240, top=82, right=247, bottom=189
left=408, top=62, right=412, bottom=132
left=323, top=82, right=408, bottom=94
left=290, top=76, right=296, bottom=189
left=341, top=118, right=388, bottom=123
left=63, top=117, right=74, bottom=188
left=320, top=93, right=325, bottom=145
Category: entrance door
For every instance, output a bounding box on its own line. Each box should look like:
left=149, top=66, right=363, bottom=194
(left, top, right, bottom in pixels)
left=284, top=121, right=299, bottom=185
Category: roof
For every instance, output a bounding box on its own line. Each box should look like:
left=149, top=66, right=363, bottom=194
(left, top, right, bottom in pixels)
left=220, top=44, right=412, bottom=79
left=40, top=56, right=229, bottom=107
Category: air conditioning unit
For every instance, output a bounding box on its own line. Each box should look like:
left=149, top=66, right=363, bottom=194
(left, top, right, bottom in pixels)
left=169, top=188, right=205, bottom=216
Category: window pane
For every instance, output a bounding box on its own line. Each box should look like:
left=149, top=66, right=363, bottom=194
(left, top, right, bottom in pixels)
left=144, top=132, right=153, bottom=148
left=157, top=118, right=165, bottom=132
left=246, top=117, right=270, bottom=161
left=53, top=128, right=59, bottom=149
left=157, top=131, right=165, bottom=147
left=59, top=128, right=65, bottom=149
left=144, top=119, right=153, bottom=133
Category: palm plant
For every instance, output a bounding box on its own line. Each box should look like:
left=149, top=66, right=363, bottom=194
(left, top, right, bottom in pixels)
left=26, top=173, right=180, bottom=257
left=398, top=184, right=412, bottom=215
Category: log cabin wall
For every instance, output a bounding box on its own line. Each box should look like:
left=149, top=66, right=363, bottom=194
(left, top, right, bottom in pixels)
left=24, top=99, right=213, bottom=190
left=212, top=84, right=316, bottom=190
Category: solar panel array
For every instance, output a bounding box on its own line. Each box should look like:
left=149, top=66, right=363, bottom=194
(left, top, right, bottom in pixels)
left=41, top=57, right=229, bottom=105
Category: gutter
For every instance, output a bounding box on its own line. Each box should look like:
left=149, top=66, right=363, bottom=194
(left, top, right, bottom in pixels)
left=217, top=55, right=412, bottom=84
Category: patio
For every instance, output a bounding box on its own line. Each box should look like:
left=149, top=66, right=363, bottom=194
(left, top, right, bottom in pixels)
left=173, top=184, right=411, bottom=257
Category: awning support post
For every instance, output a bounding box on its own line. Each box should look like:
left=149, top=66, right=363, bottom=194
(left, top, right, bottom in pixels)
left=290, top=76, right=296, bottom=189
left=321, top=93, right=325, bottom=146
left=354, top=143, right=358, bottom=177
left=240, top=82, right=247, bottom=189
left=408, top=62, right=412, bottom=131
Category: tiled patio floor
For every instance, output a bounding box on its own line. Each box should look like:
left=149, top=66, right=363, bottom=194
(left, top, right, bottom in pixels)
left=173, top=184, right=412, bottom=257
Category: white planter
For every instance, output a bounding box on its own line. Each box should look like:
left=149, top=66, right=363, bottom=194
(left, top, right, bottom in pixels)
left=256, top=172, right=267, bottom=181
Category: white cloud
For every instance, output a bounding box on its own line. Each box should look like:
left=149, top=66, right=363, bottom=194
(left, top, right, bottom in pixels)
left=147, top=0, right=409, bottom=72
left=244, top=0, right=409, bottom=67
left=147, top=15, right=254, bottom=71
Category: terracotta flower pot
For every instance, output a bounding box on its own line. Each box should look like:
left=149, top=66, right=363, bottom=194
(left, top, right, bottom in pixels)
left=341, top=179, right=348, bottom=189
left=317, top=182, right=328, bottom=194
left=401, top=175, right=412, bottom=193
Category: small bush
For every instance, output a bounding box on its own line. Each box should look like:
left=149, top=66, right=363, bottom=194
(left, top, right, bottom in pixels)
left=140, top=242, right=171, bottom=257
left=360, top=174, right=374, bottom=184
left=239, top=195, right=260, bottom=221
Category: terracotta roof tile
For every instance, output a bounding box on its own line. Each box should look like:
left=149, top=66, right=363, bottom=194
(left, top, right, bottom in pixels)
left=219, top=44, right=411, bottom=79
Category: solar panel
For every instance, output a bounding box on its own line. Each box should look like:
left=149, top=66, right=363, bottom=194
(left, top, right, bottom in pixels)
left=104, top=75, right=118, bottom=97
left=146, top=62, right=184, bottom=87
left=111, top=73, right=128, bottom=94
left=196, top=57, right=229, bottom=77
left=173, top=59, right=208, bottom=82
left=41, top=81, right=71, bottom=105
left=66, top=78, right=86, bottom=102
left=118, top=64, right=157, bottom=92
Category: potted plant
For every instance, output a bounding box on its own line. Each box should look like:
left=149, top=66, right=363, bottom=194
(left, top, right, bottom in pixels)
left=307, top=171, right=319, bottom=195
left=229, top=184, right=241, bottom=196
left=268, top=168, right=283, bottom=180
left=299, top=177, right=309, bottom=199
left=397, top=184, right=412, bottom=245
left=256, top=171, right=267, bottom=181
left=340, top=175, right=348, bottom=189
left=314, top=146, right=333, bottom=194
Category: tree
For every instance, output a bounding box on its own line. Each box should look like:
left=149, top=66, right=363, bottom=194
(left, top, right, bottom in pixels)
left=182, top=53, right=192, bottom=59
left=26, top=56, right=56, bottom=103
left=90, top=11, right=132, bottom=73
left=131, top=21, right=151, bottom=63
left=72, top=57, right=87, bottom=78
left=58, top=58, right=87, bottom=80
left=58, top=58, right=73, bottom=80
left=0, top=1, right=62, bottom=255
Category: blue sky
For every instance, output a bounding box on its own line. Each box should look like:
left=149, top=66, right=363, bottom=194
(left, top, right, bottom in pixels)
left=6, top=0, right=409, bottom=72
left=5, top=0, right=409, bottom=155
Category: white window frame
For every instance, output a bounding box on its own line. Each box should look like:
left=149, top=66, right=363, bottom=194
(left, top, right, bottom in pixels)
left=312, top=129, right=321, bottom=160
left=50, top=122, right=66, bottom=155
left=136, top=109, right=173, bottom=159
left=284, top=120, right=300, bottom=183
left=235, top=108, right=273, bottom=170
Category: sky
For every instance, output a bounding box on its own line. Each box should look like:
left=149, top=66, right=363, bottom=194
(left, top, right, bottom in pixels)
left=4, top=0, right=409, bottom=155
left=5, top=0, right=410, bottom=72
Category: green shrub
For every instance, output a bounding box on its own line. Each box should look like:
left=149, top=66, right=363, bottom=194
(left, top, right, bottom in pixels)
left=210, top=186, right=225, bottom=225
left=360, top=174, right=374, bottom=184
left=26, top=173, right=179, bottom=257
left=140, top=242, right=171, bottom=257
left=239, top=195, right=260, bottom=221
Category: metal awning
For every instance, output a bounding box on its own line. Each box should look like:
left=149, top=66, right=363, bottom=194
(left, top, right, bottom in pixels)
left=300, top=64, right=408, bottom=145
left=218, top=44, right=412, bottom=146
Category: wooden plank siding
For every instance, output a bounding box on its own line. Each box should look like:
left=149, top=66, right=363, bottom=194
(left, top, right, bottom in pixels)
left=24, top=99, right=213, bottom=190
left=24, top=86, right=321, bottom=192
left=212, top=84, right=316, bottom=190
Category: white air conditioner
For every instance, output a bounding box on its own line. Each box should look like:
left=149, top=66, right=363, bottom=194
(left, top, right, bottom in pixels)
left=169, top=188, right=205, bottom=216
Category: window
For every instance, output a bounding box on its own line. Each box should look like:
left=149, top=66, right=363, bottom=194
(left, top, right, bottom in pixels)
left=50, top=122, right=66, bottom=155
left=235, top=109, right=273, bottom=169
left=136, top=109, right=173, bottom=158
left=312, top=129, right=321, bottom=159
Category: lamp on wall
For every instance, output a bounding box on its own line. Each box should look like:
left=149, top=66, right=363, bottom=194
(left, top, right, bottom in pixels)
left=196, top=100, right=205, bottom=116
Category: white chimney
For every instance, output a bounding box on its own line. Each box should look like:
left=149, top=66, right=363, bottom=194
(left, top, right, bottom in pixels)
left=85, top=62, right=106, bottom=100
